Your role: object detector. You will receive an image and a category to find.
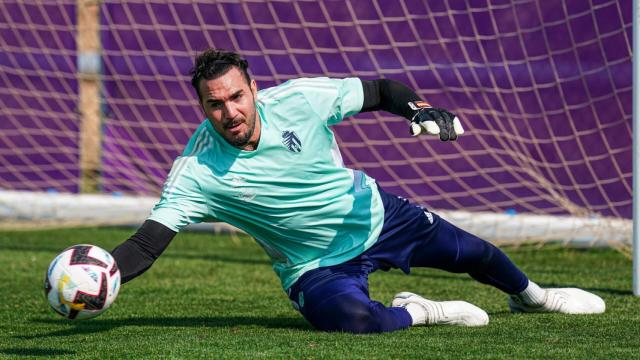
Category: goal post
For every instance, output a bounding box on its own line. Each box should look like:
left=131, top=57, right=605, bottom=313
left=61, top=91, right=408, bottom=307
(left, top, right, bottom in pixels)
left=77, top=0, right=103, bottom=193
left=633, top=0, right=639, bottom=296
left=0, top=1, right=633, bottom=255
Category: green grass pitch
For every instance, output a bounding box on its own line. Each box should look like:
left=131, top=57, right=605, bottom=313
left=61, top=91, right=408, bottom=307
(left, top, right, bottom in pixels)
left=0, top=228, right=638, bottom=359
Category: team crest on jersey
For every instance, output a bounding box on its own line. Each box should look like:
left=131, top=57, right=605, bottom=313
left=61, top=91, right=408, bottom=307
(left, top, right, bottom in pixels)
left=282, top=130, right=302, bottom=153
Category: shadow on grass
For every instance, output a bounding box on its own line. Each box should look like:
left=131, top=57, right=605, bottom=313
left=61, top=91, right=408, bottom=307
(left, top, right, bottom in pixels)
left=18, top=316, right=311, bottom=339
left=0, top=348, right=75, bottom=356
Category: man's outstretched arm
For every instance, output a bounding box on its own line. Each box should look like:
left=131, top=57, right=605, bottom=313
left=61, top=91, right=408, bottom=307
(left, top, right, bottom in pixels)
left=360, top=79, right=464, bottom=141
left=111, top=219, right=176, bottom=284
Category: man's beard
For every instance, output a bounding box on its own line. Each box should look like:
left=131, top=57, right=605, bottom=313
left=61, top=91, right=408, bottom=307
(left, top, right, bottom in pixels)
left=225, top=114, right=255, bottom=148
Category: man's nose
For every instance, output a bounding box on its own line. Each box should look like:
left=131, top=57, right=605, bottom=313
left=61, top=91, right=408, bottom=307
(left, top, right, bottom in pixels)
left=223, top=102, right=238, bottom=119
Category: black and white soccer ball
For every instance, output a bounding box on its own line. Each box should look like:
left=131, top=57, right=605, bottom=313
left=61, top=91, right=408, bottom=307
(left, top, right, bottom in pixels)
left=44, top=244, right=120, bottom=320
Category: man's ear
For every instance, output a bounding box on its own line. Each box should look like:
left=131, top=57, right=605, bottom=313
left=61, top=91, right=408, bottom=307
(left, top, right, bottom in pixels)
left=196, top=80, right=206, bottom=113
left=251, top=79, right=257, bottom=99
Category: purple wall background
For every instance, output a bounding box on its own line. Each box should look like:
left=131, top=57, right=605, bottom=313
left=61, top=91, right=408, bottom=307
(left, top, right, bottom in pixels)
left=0, top=2, right=79, bottom=192
left=1, top=0, right=633, bottom=219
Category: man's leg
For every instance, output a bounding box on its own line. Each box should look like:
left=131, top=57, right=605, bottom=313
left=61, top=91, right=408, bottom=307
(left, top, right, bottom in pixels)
left=372, top=187, right=529, bottom=294
left=373, top=186, right=605, bottom=315
left=409, top=217, right=605, bottom=314
left=288, top=263, right=488, bottom=333
left=287, top=263, right=412, bottom=334
left=409, top=217, right=528, bottom=294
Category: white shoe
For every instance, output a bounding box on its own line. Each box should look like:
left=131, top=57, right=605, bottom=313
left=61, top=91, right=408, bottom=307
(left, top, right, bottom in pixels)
left=509, top=288, right=605, bottom=314
left=391, top=292, right=489, bottom=327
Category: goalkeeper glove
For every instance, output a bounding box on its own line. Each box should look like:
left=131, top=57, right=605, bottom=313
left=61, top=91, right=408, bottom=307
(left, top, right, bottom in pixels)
left=408, top=101, right=464, bottom=141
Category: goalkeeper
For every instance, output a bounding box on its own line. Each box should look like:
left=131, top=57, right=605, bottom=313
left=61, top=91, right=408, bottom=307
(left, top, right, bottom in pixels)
left=111, top=49, right=605, bottom=333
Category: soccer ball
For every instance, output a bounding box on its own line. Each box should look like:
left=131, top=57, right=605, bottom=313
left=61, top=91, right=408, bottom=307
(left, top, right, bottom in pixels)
left=44, top=244, right=120, bottom=320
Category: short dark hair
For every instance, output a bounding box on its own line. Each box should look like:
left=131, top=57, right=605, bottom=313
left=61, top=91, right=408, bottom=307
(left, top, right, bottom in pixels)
left=190, top=49, right=251, bottom=100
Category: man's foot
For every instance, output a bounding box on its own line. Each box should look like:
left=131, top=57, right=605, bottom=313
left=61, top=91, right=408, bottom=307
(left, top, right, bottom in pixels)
left=509, top=288, right=605, bottom=314
left=391, top=292, right=489, bottom=326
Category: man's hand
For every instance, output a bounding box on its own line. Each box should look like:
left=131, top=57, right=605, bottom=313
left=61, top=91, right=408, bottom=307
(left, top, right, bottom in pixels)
left=408, top=103, right=464, bottom=141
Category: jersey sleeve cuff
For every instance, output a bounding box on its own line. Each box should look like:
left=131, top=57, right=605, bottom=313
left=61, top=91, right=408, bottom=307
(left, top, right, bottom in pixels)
left=341, top=77, right=364, bottom=118
left=147, top=213, right=183, bottom=233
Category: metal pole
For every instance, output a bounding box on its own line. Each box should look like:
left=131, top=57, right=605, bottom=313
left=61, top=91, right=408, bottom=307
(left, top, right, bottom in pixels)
left=633, top=0, right=639, bottom=296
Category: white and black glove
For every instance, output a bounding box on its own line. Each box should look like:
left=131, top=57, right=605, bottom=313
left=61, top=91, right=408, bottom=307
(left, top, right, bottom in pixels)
left=408, top=101, right=464, bottom=141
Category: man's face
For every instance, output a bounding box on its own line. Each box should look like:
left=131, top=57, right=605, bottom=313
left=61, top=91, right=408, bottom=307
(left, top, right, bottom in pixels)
left=198, top=67, right=259, bottom=150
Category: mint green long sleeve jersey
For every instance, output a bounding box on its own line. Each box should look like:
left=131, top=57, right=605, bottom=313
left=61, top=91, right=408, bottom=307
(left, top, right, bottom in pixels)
left=148, top=77, right=385, bottom=290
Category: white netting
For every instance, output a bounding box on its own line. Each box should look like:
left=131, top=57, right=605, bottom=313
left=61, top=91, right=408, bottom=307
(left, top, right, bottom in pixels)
left=0, top=1, right=79, bottom=191
left=0, top=0, right=633, bottom=247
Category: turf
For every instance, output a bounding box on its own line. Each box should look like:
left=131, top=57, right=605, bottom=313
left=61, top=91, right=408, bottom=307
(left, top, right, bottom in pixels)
left=0, top=228, right=638, bottom=359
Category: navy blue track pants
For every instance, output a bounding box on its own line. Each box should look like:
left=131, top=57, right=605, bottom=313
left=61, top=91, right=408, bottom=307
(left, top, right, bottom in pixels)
left=287, top=187, right=529, bottom=333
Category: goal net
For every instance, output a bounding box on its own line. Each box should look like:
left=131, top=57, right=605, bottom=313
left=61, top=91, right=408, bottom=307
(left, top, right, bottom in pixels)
left=0, top=0, right=632, bottom=250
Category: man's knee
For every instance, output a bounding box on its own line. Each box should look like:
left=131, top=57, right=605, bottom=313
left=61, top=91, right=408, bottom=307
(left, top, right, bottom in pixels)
left=306, top=294, right=380, bottom=334
left=453, top=227, right=499, bottom=272
left=469, top=237, right=498, bottom=268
